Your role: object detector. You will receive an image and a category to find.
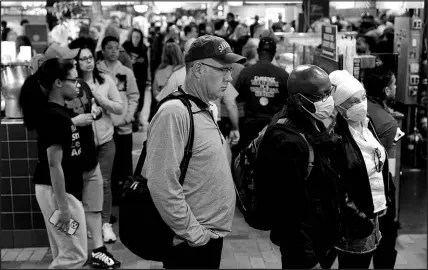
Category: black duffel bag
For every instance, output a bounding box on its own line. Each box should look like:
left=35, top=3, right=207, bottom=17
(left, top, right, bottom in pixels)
left=119, top=89, right=199, bottom=261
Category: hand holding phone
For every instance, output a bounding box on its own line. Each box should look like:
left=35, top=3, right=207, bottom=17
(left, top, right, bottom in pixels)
left=49, top=209, right=79, bottom=235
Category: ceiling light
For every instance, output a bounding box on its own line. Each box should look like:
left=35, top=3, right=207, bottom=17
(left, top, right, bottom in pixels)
left=134, top=4, right=148, bottom=13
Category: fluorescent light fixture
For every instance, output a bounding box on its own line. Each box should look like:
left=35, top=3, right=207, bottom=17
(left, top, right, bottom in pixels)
left=245, top=1, right=300, bottom=4
left=134, top=4, right=148, bottom=13
left=228, top=1, right=243, bottom=6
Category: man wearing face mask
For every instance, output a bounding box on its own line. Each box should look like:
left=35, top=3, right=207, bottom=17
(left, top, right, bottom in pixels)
left=330, top=70, right=395, bottom=269
left=256, top=65, right=341, bottom=269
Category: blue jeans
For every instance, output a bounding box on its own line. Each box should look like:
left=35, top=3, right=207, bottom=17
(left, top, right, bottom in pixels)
left=96, top=139, right=116, bottom=224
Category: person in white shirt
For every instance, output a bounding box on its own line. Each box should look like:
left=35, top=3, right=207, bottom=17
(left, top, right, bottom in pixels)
left=330, top=70, right=395, bottom=269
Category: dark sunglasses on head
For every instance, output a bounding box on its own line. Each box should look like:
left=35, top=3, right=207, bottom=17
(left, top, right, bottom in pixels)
left=373, top=147, right=384, bottom=173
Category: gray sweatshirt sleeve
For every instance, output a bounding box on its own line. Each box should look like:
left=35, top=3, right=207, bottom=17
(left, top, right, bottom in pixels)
left=143, top=102, right=212, bottom=247
left=124, top=70, right=140, bottom=123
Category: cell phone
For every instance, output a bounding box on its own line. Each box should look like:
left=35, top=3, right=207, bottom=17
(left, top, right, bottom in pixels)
left=49, top=210, right=79, bottom=236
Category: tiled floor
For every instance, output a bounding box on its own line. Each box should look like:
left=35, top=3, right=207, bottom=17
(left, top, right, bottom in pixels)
left=1, top=209, right=427, bottom=269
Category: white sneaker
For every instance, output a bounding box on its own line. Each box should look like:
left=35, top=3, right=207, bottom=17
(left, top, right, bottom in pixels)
left=102, top=223, right=117, bottom=243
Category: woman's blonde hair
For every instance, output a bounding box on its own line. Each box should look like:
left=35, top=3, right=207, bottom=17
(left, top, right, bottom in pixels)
left=157, top=42, right=184, bottom=71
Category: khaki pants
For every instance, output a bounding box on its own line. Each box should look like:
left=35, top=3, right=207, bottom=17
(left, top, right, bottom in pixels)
left=35, top=184, right=88, bottom=269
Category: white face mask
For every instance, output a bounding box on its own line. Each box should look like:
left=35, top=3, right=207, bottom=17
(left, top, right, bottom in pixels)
left=343, top=100, right=368, bottom=122
left=313, top=96, right=335, bottom=120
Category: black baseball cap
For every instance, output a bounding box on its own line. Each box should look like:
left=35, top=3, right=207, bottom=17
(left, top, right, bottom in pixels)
left=258, top=36, right=276, bottom=53
left=185, top=35, right=246, bottom=64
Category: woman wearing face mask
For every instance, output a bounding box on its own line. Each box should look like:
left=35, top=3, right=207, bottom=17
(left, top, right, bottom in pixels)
left=330, top=70, right=393, bottom=269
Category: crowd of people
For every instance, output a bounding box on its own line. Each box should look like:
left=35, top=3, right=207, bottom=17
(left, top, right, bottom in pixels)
left=11, top=9, right=411, bottom=269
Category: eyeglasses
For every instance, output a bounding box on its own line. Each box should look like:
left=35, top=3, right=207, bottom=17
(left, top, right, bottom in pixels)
left=79, top=56, right=94, bottom=63
left=198, top=62, right=233, bottom=76
left=302, top=84, right=337, bottom=102
left=64, top=78, right=79, bottom=87
left=373, top=147, right=384, bottom=173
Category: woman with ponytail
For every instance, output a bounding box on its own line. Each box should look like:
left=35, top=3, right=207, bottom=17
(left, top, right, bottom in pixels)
left=19, top=58, right=87, bottom=269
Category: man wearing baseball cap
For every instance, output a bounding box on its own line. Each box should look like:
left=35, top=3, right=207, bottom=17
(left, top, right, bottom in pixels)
left=235, top=36, right=289, bottom=151
left=142, top=35, right=245, bottom=269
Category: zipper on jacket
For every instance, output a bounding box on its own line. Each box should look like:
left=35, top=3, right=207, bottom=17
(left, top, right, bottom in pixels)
left=197, top=108, right=224, bottom=145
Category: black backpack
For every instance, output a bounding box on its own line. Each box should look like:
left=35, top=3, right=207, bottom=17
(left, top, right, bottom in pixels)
left=119, top=88, right=206, bottom=261
left=233, top=118, right=314, bottom=231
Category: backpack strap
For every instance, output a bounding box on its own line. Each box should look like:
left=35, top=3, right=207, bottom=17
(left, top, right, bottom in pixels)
left=276, top=118, right=314, bottom=180
left=134, top=89, right=198, bottom=186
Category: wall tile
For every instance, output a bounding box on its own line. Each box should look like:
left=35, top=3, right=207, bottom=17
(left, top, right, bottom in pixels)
left=29, top=160, right=37, bottom=176
left=1, top=142, right=9, bottom=159
left=31, top=195, right=40, bottom=212
left=1, top=195, right=12, bottom=212
left=11, top=177, right=31, bottom=195
left=8, top=124, right=27, bottom=141
left=0, top=124, right=8, bottom=141
left=1, top=160, right=11, bottom=177
left=13, top=230, right=32, bottom=248
left=1, top=177, right=11, bottom=195
left=30, top=181, right=35, bottom=194
left=10, top=160, right=29, bottom=177
left=14, top=213, right=32, bottom=229
left=9, top=142, right=28, bottom=159
left=28, top=142, right=38, bottom=159
left=31, top=230, right=49, bottom=247
left=27, top=129, right=37, bottom=141
left=0, top=230, right=14, bottom=248
left=13, top=196, right=31, bottom=212
left=32, top=212, right=46, bottom=230
left=1, top=213, right=14, bottom=230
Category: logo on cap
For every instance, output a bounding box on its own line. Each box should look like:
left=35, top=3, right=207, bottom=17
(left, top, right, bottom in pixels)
left=218, top=41, right=230, bottom=53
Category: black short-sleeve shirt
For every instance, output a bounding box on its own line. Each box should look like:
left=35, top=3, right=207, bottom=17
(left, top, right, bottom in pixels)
left=235, top=61, right=289, bottom=125
left=33, top=102, right=84, bottom=201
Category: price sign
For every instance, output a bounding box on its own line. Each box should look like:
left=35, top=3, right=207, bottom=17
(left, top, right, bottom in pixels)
left=321, top=25, right=338, bottom=62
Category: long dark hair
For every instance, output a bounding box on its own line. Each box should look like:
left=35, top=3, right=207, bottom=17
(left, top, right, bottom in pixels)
left=127, top=28, right=144, bottom=49
left=75, top=46, right=105, bottom=85
left=19, top=58, right=75, bottom=130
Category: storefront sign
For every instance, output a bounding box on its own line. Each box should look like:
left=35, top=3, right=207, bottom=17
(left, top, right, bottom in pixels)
left=321, top=24, right=338, bottom=62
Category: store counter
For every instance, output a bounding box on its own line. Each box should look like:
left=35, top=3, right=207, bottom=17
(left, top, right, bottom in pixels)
left=1, top=119, right=49, bottom=248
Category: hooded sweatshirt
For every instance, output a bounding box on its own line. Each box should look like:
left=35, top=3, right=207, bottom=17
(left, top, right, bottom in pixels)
left=87, top=73, right=124, bottom=146
left=97, top=60, right=139, bottom=135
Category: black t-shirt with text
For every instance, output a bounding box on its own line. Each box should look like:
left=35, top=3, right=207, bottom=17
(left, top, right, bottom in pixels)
left=235, top=60, right=289, bottom=125
left=33, top=103, right=84, bottom=201
left=65, top=79, right=98, bottom=172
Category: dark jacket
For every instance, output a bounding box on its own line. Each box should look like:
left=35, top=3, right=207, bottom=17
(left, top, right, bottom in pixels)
left=122, top=40, right=149, bottom=87
left=333, top=114, right=395, bottom=238
left=367, top=97, right=397, bottom=155
left=256, top=113, right=341, bottom=269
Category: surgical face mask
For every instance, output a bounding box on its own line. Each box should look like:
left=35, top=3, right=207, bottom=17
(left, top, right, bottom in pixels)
left=313, top=96, right=335, bottom=120
left=342, top=100, right=368, bottom=122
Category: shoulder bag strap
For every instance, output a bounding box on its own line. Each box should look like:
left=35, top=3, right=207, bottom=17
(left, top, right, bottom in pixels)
left=133, top=94, right=195, bottom=186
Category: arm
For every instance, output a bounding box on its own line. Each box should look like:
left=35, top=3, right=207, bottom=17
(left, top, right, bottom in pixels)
left=152, top=72, right=162, bottom=98
left=124, top=71, right=140, bottom=123
left=92, top=75, right=123, bottom=115
left=144, top=103, right=213, bottom=247
left=223, top=83, right=239, bottom=131
left=47, top=145, right=68, bottom=211
left=378, top=121, right=398, bottom=155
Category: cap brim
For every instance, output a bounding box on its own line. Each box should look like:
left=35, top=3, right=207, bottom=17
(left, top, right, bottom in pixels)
left=63, top=48, right=79, bottom=59
left=216, top=53, right=246, bottom=65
